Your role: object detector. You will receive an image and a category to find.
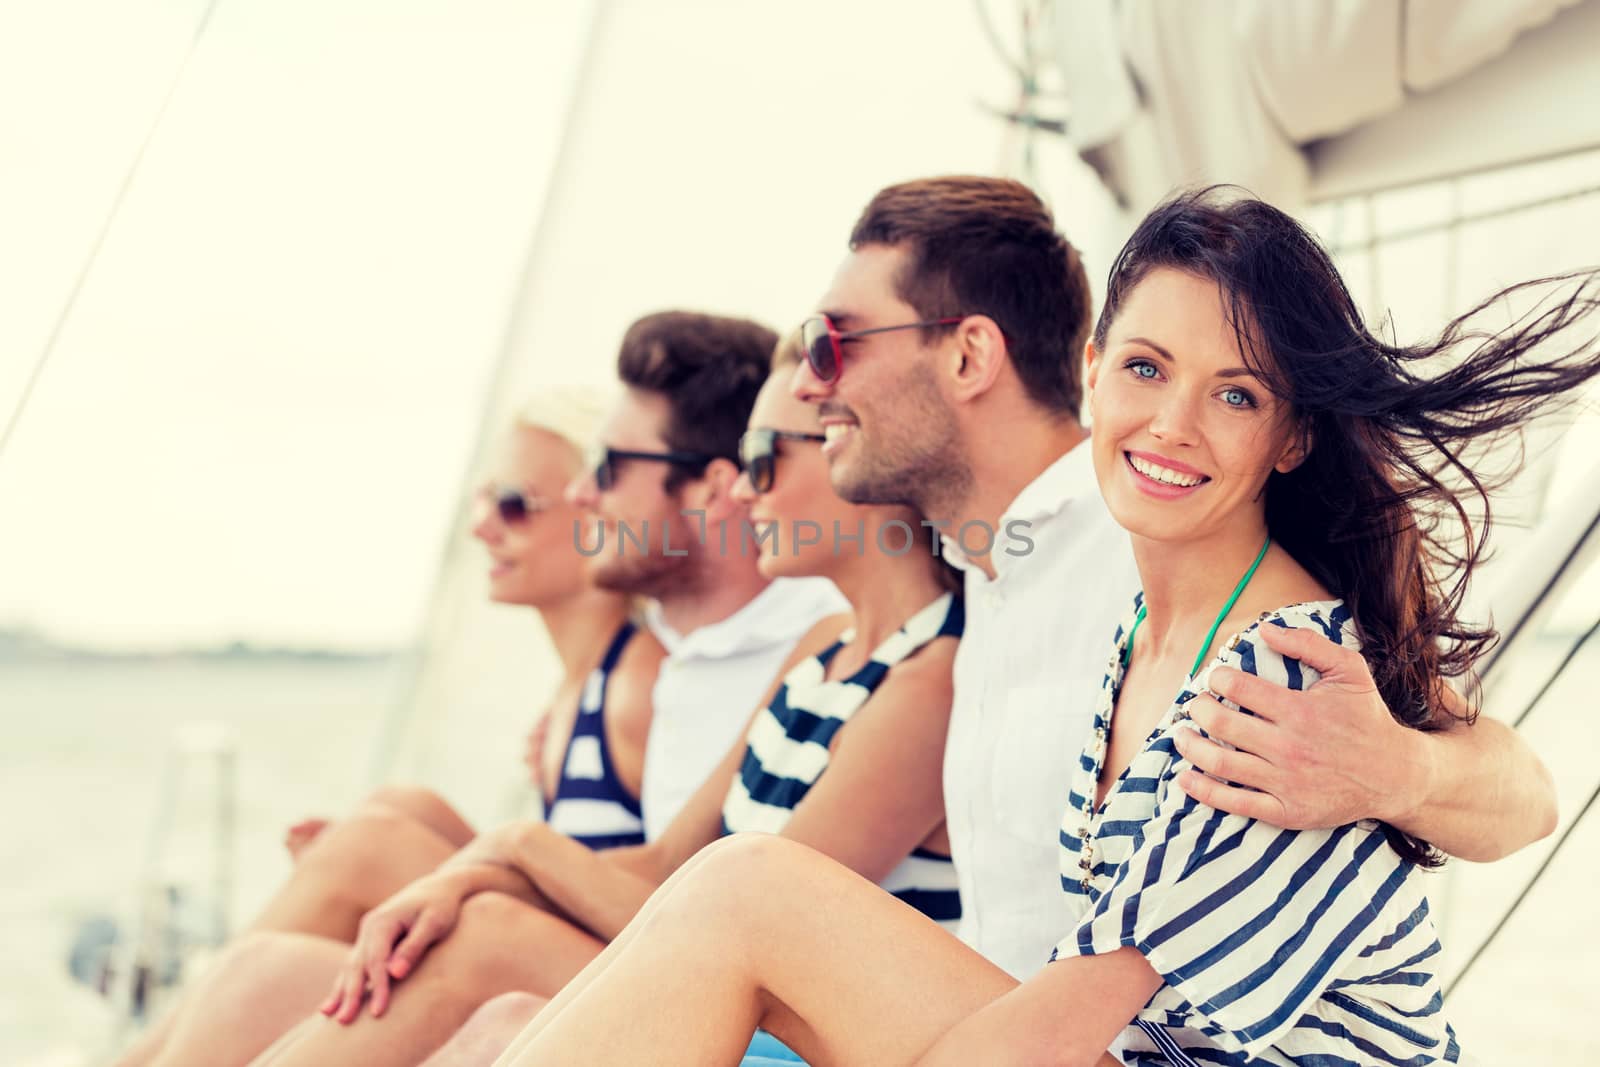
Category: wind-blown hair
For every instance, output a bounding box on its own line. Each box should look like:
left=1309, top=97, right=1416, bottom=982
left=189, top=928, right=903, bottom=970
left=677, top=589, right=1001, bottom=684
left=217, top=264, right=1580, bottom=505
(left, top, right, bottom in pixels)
left=1095, top=186, right=1600, bottom=866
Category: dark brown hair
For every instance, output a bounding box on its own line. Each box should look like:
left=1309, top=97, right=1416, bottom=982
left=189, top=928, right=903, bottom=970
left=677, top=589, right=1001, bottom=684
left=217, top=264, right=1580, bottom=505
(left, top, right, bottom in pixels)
left=1097, top=186, right=1600, bottom=866
left=617, top=311, right=776, bottom=488
left=850, top=176, right=1093, bottom=416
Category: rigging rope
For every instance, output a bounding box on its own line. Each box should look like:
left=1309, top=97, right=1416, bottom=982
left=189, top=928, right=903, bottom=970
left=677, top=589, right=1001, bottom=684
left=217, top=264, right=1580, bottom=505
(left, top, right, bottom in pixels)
left=1445, top=608, right=1600, bottom=1000
left=1445, top=777, right=1600, bottom=1000
left=0, top=0, right=225, bottom=467
left=1513, top=612, right=1600, bottom=731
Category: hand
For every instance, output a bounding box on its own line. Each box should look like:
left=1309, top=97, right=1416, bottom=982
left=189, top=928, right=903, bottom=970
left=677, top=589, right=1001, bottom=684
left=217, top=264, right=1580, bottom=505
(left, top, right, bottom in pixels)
left=1173, top=624, right=1433, bottom=830
left=319, top=871, right=470, bottom=1023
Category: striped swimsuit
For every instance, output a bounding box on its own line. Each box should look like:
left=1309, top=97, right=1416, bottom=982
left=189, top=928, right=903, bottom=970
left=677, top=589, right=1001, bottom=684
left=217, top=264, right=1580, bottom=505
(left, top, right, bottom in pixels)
left=1052, top=599, right=1462, bottom=1065
left=720, top=592, right=965, bottom=927
left=544, top=622, right=647, bottom=851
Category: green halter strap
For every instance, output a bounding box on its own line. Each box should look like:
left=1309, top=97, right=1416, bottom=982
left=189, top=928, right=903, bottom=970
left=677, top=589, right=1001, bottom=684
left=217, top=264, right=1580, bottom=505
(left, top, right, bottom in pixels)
left=1123, top=533, right=1272, bottom=677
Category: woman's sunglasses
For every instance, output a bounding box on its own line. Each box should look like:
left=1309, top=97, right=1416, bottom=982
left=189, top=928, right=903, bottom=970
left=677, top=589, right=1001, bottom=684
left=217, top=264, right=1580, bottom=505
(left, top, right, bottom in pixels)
left=480, top=484, right=551, bottom=524
left=739, top=428, right=826, bottom=494
left=798, top=314, right=967, bottom=384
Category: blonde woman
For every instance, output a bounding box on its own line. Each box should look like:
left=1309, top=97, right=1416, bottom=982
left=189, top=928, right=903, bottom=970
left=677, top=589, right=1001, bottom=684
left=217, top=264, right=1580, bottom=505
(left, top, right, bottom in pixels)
left=114, top=387, right=665, bottom=1067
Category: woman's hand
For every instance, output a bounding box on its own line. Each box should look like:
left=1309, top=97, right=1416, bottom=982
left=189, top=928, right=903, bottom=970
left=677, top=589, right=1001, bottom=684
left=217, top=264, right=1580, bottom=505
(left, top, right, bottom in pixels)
left=319, top=870, right=471, bottom=1023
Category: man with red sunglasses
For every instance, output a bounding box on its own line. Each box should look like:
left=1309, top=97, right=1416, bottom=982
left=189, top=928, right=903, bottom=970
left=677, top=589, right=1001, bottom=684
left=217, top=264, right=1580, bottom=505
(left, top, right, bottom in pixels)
left=792, top=175, right=1558, bottom=984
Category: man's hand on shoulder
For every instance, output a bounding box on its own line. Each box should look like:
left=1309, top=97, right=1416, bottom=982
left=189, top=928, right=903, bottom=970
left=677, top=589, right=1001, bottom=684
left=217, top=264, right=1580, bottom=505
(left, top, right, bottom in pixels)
left=1172, top=623, right=1433, bottom=831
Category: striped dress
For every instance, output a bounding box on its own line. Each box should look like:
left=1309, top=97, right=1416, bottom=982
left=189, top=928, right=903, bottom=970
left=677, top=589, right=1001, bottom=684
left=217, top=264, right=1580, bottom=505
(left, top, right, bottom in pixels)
left=544, top=622, right=648, bottom=851
left=1051, top=599, right=1463, bottom=1066
left=720, top=592, right=965, bottom=927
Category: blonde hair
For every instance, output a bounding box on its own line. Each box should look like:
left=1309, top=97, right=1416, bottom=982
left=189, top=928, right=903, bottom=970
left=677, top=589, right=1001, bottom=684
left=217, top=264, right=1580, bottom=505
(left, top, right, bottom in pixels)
left=511, top=385, right=612, bottom=476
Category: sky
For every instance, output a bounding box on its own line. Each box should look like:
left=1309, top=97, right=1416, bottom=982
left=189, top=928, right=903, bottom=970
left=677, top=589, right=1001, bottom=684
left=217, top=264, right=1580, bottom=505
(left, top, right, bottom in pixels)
left=0, top=1, right=1124, bottom=651
left=0, top=1, right=592, bottom=649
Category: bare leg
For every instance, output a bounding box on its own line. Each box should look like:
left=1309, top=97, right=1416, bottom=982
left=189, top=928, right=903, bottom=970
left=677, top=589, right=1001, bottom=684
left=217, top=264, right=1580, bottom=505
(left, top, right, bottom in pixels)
left=250, top=893, right=604, bottom=1067
left=117, top=932, right=347, bottom=1067
left=284, top=786, right=473, bottom=860
left=360, top=785, right=478, bottom=849
left=420, top=993, right=547, bottom=1067
left=249, top=800, right=460, bottom=940
left=116, top=790, right=470, bottom=1067
left=497, top=835, right=1019, bottom=1067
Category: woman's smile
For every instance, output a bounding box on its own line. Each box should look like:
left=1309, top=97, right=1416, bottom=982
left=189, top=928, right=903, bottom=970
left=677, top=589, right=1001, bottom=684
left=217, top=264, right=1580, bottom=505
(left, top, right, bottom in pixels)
left=1124, top=449, right=1210, bottom=497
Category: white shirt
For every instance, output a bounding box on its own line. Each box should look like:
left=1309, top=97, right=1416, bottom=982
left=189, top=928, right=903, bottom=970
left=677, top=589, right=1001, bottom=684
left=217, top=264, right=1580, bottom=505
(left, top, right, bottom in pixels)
left=640, top=576, right=847, bottom=842
left=942, top=440, right=1141, bottom=980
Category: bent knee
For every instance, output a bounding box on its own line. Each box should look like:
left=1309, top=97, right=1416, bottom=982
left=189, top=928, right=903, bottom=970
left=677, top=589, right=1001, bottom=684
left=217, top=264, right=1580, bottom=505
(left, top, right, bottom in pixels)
left=361, top=784, right=469, bottom=833
left=298, top=806, right=433, bottom=867
left=694, top=832, right=813, bottom=884
left=658, top=835, right=816, bottom=928
left=289, top=807, right=457, bottom=911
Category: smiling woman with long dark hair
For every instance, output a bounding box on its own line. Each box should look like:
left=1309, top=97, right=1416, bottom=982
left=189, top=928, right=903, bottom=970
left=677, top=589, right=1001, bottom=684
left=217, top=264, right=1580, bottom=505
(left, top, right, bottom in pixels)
left=486, top=188, right=1600, bottom=1067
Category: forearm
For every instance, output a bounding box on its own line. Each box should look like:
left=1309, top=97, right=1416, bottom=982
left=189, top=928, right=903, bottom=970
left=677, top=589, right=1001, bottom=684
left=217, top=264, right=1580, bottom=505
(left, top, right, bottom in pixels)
left=916, top=1036, right=1121, bottom=1067
left=437, top=855, right=552, bottom=910
left=1391, top=715, right=1558, bottom=861
left=914, top=950, right=1154, bottom=1067
left=504, top=823, right=661, bottom=941
left=438, top=823, right=566, bottom=910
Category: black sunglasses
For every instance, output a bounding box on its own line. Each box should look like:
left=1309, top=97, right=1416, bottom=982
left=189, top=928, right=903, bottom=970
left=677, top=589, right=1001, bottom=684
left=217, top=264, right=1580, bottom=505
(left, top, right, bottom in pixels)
left=480, top=483, right=551, bottom=524
left=588, top=444, right=720, bottom=491
left=739, top=429, right=826, bottom=494
left=798, top=313, right=966, bottom=384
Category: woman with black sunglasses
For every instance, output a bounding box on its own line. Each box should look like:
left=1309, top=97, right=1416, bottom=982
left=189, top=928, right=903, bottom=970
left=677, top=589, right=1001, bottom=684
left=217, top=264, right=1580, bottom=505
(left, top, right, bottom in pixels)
left=489, top=191, right=1600, bottom=1067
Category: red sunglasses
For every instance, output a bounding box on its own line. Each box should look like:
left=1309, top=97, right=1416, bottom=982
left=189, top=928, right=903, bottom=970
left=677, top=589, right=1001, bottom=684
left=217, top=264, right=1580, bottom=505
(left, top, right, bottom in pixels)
left=798, top=314, right=966, bottom=384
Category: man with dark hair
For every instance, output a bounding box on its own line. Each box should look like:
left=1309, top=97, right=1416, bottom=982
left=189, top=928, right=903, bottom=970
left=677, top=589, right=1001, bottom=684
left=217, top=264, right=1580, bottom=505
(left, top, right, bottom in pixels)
left=576, top=309, right=845, bottom=834
left=795, top=174, right=1557, bottom=980
left=847, top=177, right=1093, bottom=415
left=615, top=310, right=777, bottom=473
left=576, top=311, right=775, bottom=602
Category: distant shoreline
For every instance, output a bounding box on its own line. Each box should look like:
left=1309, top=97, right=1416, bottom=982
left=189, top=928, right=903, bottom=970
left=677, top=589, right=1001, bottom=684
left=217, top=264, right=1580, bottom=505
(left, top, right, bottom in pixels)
left=0, top=629, right=400, bottom=664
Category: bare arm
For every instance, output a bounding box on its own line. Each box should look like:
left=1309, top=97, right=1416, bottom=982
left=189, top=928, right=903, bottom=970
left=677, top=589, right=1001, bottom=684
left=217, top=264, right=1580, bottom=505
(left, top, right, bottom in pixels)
left=1175, top=623, right=1558, bottom=861
left=775, top=640, right=958, bottom=883
left=505, top=723, right=751, bottom=941
left=484, top=616, right=854, bottom=940
left=600, top=630, right=667, bottom=802
left=916, top=950, right=1156, bottom=1067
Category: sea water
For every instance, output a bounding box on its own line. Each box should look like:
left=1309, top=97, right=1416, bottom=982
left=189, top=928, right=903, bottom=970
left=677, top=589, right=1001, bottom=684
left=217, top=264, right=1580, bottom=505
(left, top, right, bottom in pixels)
left=0, top=656, right=402, bottom=1065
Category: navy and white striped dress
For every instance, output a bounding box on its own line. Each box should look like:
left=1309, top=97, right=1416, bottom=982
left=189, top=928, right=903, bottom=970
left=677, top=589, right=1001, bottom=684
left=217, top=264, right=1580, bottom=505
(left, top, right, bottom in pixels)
left=721, top=592, right=965, bottom=927
left=544, top=622, right=648, bottom=851
left=1051, top=598, right=1463, bottom=1066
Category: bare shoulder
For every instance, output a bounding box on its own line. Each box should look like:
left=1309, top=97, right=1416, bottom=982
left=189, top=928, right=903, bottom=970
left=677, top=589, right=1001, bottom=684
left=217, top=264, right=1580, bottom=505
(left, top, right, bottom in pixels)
left=857, top=635, right=958, bottom=719
left=779, top=612, right=854, bottom=674
left=607, top=626, right=668, bottom=742
left=604, top=626, right=666, bottom=797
